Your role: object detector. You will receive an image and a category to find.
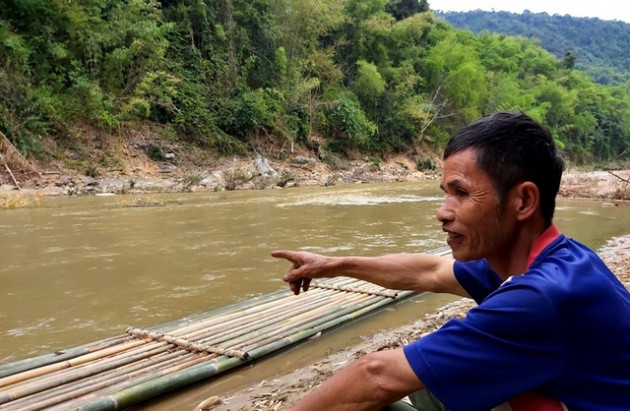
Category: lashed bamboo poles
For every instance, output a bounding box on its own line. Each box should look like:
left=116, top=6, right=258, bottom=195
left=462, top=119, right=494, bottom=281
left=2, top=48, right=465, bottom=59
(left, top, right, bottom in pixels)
left=0, top=335, right=132, bottom=379
left=0, top=247, right=452, bottom=410
left=3, top=288, right=365, bottom=408
left=1, top=345, right=193, bottom=410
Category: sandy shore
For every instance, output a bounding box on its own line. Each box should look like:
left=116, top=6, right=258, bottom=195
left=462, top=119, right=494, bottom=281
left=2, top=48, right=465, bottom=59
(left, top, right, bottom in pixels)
left=200, top=234, right=630, bottom=411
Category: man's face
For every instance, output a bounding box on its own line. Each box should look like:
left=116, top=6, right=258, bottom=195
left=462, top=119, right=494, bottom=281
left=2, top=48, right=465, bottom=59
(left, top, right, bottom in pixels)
left=437, top=148, right=513, bottom=262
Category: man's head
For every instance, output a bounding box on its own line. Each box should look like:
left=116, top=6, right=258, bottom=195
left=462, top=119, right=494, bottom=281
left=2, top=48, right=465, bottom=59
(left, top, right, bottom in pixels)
left=443, top=111, right=564, bottom=227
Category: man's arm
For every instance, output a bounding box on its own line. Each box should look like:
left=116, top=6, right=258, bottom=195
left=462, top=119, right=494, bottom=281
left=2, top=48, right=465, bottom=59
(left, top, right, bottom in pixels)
left=271, top=251, right=469, bottom=297
left=287, top=348, right=423, bottom=411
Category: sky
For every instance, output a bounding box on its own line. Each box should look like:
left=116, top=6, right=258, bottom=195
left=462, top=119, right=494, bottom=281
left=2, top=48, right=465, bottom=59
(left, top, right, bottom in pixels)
left=429, top=0, right=630, bottom=24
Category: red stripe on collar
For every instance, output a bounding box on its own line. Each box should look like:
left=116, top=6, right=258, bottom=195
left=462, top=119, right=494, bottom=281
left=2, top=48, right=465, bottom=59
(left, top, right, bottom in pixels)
left=526, top=225, right=562, bottom=270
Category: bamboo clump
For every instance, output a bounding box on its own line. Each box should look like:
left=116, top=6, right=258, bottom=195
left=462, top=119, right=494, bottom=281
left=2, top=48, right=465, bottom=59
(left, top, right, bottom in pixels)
left=0, top=247, right=451, bottom=410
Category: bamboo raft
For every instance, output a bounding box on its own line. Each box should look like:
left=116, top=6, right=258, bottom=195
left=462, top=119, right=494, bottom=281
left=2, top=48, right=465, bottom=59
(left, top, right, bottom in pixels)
left=0, top=248, right=451, bottom=410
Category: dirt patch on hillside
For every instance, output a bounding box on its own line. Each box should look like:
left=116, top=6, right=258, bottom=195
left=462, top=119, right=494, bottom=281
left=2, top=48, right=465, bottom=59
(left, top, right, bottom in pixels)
left=1, top=131, right=629, bottom=202
left=0, top=132, right=434, bottom=197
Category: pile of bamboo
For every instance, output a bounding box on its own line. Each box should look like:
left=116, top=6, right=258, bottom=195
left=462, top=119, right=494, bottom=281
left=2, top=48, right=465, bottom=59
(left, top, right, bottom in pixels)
left=0, top=248, right=450, bottom=410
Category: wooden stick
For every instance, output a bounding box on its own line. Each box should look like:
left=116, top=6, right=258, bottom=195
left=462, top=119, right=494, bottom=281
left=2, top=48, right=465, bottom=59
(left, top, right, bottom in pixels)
left=0, top=151, right=20, bottom=189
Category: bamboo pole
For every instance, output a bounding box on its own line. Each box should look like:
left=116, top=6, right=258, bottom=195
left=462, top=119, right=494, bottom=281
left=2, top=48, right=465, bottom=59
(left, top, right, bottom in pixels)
left=10, top=351, right=198, bottom=411
left=59, top=353, right=230, bottom=410
left=190, top=290, right=342, bottom=346
left=235, top=294, right=386, bottom=351
left=73, top=357, right=244, bottom=410
left=125, top=327, right=248, bottom=359
left=0, top=335, right=131, bottom=379
left=153, top=289, right=296, bottom=337
left=160, top=288, right=332, bottom=342
left=0, top=339, right=149, bottom=391
left=146, top=288, right=292, bottom=332
left=0, top=347, right=188, bottom=411
left=0, top=340, right=167, bottom=404
left=164, top=289, right=340, bottom=351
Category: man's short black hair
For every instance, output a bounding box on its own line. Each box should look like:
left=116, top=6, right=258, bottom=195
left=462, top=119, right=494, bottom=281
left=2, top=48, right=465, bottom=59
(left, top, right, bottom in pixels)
left=443, top=111, right=564, bottom=226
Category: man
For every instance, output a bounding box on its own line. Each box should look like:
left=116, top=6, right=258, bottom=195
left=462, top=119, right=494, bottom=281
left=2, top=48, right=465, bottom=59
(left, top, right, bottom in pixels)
left=272, top=111, right=630, bottom=410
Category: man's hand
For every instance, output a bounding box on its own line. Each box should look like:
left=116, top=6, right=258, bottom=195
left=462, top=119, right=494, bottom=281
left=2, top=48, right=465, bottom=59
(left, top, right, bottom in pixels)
left=271, top=250, right=331, bottom=295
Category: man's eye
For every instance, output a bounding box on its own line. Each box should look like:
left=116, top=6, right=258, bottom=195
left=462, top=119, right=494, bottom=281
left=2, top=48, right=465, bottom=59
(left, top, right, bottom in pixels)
left=456, top=189, right=468, bottom=197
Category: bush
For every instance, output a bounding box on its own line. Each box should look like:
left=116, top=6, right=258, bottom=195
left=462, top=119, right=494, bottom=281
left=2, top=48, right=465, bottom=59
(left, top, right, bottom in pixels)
left=223, top=168, right=250, bottom=190
left=146, top=144, right=166, bottom=162
left=324, top=94, right=377, bottom=152
left=211, top=134, right=247, bottom=156
left=417, top=158, right=436, bottom=171
left=221, top=89, right=281, bottom=140
left=171, top=82, right=217, bottom=143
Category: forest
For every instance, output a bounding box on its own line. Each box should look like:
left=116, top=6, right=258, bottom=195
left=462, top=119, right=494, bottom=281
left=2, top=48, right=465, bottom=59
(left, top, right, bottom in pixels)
left=1, top=0, right=629, bottom=168
left=439, top=9, right=630, bottom=87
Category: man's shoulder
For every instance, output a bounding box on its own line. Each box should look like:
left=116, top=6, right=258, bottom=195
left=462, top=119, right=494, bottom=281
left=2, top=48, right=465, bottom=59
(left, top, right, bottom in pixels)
left=519, top=236, right=628, bottom=308
left=533, top=235, right=608, bottom=274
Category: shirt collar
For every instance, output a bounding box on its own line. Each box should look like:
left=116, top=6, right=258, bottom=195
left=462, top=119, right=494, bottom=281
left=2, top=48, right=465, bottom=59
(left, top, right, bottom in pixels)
left=525, top=224, right=562, bottom=270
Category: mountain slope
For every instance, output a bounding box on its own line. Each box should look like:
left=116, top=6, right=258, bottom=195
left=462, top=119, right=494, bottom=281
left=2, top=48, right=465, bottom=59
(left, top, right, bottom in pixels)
left=437, top=10, right=630, bottom=86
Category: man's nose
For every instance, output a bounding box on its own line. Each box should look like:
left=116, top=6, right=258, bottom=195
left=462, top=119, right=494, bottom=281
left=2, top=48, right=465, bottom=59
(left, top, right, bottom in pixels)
left=436, top=198, right=454, bottom=223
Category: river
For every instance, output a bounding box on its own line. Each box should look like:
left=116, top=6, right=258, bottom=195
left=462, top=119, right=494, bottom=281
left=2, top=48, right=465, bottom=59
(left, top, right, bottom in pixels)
left=1, top=181, right=628, bottom=408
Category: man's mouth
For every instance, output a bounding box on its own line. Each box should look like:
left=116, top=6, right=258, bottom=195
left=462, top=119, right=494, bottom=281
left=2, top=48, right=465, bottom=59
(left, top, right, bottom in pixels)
left=444, top=228, right=462, bottom=239
left=444, top=230, right=463, bottom=246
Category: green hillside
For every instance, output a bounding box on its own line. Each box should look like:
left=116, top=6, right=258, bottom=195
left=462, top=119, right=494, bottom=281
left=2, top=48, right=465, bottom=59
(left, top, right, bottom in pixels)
left=438, top=10, right=630, bottom=86
left=1, top=0, right=629, bottom=168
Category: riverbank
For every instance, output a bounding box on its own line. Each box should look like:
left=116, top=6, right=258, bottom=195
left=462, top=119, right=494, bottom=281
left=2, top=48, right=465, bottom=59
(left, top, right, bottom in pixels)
left=202, top=234, right=630, bottom=410
left=1, top=148, right=629, bottom=203
left=0, top=151, right=432, bottom=197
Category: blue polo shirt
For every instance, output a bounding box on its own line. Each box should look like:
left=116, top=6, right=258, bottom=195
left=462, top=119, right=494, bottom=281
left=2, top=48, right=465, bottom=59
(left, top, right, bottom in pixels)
left=403, top=225, right=630, bottom=410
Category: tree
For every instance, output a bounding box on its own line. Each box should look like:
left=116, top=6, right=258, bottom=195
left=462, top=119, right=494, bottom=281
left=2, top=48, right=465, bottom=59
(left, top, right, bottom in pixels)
left=385, top=0, right=429, bottom=21
left=563, top=51, right=576, bottom=70
left=352, top=60, right=386, bottom=108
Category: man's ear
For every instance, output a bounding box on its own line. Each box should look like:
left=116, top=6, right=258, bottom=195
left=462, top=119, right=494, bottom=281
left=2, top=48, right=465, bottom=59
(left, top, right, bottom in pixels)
left=512, top=182, right=540, bottom=221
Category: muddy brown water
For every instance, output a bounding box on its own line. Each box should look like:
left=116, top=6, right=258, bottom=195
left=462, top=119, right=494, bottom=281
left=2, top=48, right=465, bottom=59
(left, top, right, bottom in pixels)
left=1, top=182, right=628, bottom=409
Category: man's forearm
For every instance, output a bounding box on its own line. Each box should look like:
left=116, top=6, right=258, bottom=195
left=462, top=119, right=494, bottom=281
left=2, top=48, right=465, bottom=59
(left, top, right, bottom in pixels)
left=287, top=349, right=423, bottom=411
left=274, top=250, right=468, bottom=297
left=334, top=254, right=465, bottom=296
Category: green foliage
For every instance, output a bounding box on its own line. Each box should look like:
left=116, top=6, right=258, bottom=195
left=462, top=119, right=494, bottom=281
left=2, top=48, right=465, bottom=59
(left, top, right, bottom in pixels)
left=563, top=51, right=577, bottom=70
left=324, top=94, right=377, bottom=152
left=385, top=0, right=429, bottom=21
left=417, top=158, right=436, bottom=171
left=352, top=60, right=386, bottom=108
left=439, top=10, right=630, bottom=86
left=222, top=89, right=281, bottom=140
left=85, top=163, right=99, bottom=178
left=223, top=168, right=250, bottom=190
left=0, top=0, right=629, bottom=167
left=212, top=134, right=247, bottom=156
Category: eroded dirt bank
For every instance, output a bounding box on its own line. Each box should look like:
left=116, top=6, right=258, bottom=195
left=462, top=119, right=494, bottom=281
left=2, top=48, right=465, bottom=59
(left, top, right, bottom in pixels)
left=1, top=146, right=629, bottom=201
